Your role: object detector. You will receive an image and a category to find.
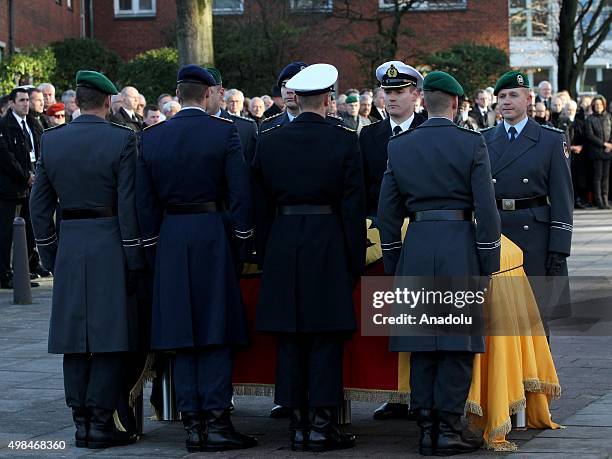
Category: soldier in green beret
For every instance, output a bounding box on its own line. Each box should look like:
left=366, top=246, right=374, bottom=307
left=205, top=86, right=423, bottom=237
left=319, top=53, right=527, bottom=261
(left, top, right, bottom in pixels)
left=30, top=70, right=144, bottom=449
left=340, top=94, right=363, bottom=131
left=482, top=70, right=573, bottom=328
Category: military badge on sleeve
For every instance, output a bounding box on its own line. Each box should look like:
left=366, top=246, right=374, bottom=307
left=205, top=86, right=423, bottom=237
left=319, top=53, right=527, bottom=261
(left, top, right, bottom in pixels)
left=563, top=141, right=570, bottom=158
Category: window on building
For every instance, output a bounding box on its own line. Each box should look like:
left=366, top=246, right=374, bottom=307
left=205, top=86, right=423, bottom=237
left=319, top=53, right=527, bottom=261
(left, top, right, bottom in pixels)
left=114, top=0, right=156, bottom=17
left=379, top=0, right=467, bottom=11
left=289, top=0, right=334, bottom=13
left=509, top=0, right=550, bottom=38
left=55, top=0, right=62, bottom=4
left=213, top=0, right=244, bottom=15
left=580, top=67, right=612, bottom=93
left=67, top=0, right=73, bottom=9
left=0, top=42, right=5, bottom=63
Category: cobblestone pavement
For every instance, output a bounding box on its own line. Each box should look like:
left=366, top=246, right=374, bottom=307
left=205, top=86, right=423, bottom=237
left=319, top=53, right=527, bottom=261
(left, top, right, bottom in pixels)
left=0, top=210, right=611, bottom=458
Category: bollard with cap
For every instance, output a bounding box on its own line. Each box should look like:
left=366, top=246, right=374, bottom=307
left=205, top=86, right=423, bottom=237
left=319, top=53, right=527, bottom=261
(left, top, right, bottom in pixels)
left=12, top=217, right=32, bottom=305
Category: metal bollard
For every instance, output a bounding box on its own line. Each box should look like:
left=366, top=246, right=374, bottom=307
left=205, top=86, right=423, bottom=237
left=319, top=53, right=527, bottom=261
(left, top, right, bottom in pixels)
left=161, top=355, right=179, bottom=420
left=12, top=217, right=32, bottom=305
left=511, top=406, right=526, bottom=429
left=337, top=399, right=352, bottom=425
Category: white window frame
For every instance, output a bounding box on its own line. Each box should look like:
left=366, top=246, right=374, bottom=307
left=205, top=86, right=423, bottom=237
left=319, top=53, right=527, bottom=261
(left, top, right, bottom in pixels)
left=213, top=0, right=244, bottom=15
left=378, top=0, right=467, bottom=11
left=67, top=0, right=73, bottom=9
left=509, top=0, right=551, bottom=39
left=289, top=0, right=334, bottom=13
left=114, top=0, right=156, bottom=18
left=0, top=41, right=5, bottom=63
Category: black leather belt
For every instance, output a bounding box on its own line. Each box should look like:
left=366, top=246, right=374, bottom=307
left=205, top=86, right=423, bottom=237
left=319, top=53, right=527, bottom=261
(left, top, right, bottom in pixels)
left=496, top=196, right=548, bottom=211
left=278, top=205, right=334, bottom=215
left=408, top=209, right=474, bottom=222
left=166, top=202, right=222, bottom=215
left=62, top=207, right=117, bottom=220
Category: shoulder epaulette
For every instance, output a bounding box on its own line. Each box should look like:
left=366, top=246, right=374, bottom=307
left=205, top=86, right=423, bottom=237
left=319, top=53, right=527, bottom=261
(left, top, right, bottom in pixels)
left=456, top=124, right=482, bottom=135
left=143, top=120, right=166, bottom=131
left=109, top=121, right=133, bottom=131
left=231, top=114, right=257, bottom=124
left=479, top=126, right=496, bottom=133
left=369, top=118, right=382, bottom=125
left=211, top=114, right=233, bottom=123
left=541, top=124, right=564, bottom=134
left=335, top=124, right=356, bottom=133
left=43, top=123, right=68, bottom=132
left=263, top=112, right=283, bottom=122
left=260, top=124, right=283, bottom=135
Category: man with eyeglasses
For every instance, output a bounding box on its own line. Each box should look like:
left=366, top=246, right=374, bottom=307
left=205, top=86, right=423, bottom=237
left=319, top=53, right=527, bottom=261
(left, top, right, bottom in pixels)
left=47, top=103, right=66, bottom=127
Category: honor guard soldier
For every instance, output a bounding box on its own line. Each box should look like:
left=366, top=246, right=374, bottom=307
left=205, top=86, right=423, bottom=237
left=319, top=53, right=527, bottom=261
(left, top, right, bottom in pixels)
left=259, top=61, right=307, bottom=133
left=253, top=64, right=366, bottom=452
left=361, top=61, right=427, bottom=222
left=206, top=67, right=258, bottom=164
left=482, top=71, right=573, bottom=320
left=137, top=65, right=257, bottom=453
left=29, top=71, right=144, bottom=449
left=378, top=71, right=500, bottom=456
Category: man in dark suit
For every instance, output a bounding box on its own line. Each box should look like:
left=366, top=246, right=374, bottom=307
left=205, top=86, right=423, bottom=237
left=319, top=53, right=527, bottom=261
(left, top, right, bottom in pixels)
left=360, top=60, right=427, bottom=221
left=205, top=67, right=258, bottom=164
left=30, top=70, right=143, bottom=449
left=482, top=71, right=573, bottom=324
left=253, top=64, right=365, bottom=452
left=469, top=89, right=495, bottom=130
left=0, top=87, right=43, bottom=289
left=379, top=71, right=500, bottom=456
left=109, top=86, right=144, bottom=131
left=370, top=87, right=387, bottom=121
left=137, top=65, right=257, bottom=453
left=535, top=80, right=553, bottom=109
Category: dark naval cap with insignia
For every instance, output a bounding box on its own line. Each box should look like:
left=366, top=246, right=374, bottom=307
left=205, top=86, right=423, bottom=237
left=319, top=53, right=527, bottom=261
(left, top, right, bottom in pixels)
left=277, top=61, right=308, bottom=87
left=376, top=60, right=423, bottom=89
left=76, top=70, right=118, bottom=95
left=494, top=70, right=530, bottom=95
left=206, top=67, right=223, bottom=86
left=423, top=70, right=464, bottom=97
left=177, top=64, right=216, bottom=86
left=285, top=63, right=338, bottom=96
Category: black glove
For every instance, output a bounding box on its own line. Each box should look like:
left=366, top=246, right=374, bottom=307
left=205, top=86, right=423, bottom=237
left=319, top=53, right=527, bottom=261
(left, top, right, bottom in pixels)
left=545, top=252, right=567, bottom=276
left=126, top=270, right=141, bottom=296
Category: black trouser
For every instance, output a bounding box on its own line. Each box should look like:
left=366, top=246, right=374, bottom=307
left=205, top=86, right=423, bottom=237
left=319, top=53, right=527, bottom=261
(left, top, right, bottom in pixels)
left=173, top=346, right=233, bottom=412
left=410, top=351, right=474, bottom=416
left=275, top=333, right=344, bottom=408
left=592, top=159, right=611, bottom=205
left=63, top=353, right=124, bottom=410
left=0, top=198, right=39, bottom=277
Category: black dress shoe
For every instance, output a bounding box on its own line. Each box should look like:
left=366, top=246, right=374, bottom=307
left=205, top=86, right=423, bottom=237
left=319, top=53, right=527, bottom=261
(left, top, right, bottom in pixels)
left=30, top=272, right=40, bottom=280
left=33, top=265, right=52, bottom=278
left=289, top=407, right=309, bottom=451
left=373, top=402, right=409, bottom=420
left=181, top=411, right=203, bottom=452
left=203, top=408, right=257, bottom=451
left=416, top=409, right=436, bottom=455
left=270, top=404, right=292, bottom=419
left=307, top=407, right=355, bottom=452
left=72, top=407, right=89, bottom=448
left=435, top=411, right=483, bottom=456
left=88, top=407, right=137, bottom=449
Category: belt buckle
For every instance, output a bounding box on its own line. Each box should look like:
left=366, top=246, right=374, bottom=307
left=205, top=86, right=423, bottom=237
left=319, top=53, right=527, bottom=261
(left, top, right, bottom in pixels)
left=502, top=199, right=516, bottom=211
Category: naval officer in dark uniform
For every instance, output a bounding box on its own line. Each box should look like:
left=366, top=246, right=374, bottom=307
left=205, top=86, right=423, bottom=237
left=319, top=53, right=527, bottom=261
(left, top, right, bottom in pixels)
left=482, top=71, right=573, bottom=321
left=259, top=61, right=306, bottom=133
left=378, top=71, right=500, bottom=456
left=360, top=61, right=427, bottom=221
left=30, top=71, right=143, bottom=449
left=253, top=64, right=365, bottom=452
left=137, top=65, right=256, bottom=453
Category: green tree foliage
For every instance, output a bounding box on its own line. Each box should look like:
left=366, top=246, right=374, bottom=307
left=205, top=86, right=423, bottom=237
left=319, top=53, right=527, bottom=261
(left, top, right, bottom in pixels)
left=0, top=47, right=56, bottom=95
left=117, top=48, right=179, bottom=103
left=50, top=38, right=122, bottom=92
left=425, top=43, right=509, bottom=100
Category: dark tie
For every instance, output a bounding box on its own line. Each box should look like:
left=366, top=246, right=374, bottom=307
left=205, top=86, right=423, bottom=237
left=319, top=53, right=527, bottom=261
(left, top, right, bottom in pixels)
left=21, top=120, right=33, bottom=153
left=508, top=126, right=517, bottom=142
left=393, top=125, right=402, bottom=136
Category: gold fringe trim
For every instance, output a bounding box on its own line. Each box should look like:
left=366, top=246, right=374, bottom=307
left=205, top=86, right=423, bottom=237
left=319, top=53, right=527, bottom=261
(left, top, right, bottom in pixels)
left=485, top=418, right=515, bottom=451
left=509, top=397, right=527, bottom=415
left=343, top=388, right=410, bottom=404
left=233, top=384, right=275, bottom=397
left=465, top=400, right=483, bottom=417
left=523, top=379, right=561, bottom=399
left=129, top=353, right=156, bottom=406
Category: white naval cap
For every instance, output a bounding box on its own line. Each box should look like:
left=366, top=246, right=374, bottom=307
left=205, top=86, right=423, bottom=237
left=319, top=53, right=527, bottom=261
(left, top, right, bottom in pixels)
left=375, top=61, right=423, bottom=89
left=285, top=63, right=338, bottom=96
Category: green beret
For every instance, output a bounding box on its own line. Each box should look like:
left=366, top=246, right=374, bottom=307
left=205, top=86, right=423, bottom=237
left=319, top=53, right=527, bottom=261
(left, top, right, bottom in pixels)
left=494, top=71, right=530, bottom=95
left=345, top=95, right=358, bottom=104
left=75, top=70, right=118, bottom=95
left=423, top=71, right=464, bottom=97
left=206, top=67, right=222, bottom=86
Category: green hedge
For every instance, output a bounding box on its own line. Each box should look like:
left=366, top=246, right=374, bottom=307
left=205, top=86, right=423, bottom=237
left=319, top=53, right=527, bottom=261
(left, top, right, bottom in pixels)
left=0, top=47, right=56, bottom=95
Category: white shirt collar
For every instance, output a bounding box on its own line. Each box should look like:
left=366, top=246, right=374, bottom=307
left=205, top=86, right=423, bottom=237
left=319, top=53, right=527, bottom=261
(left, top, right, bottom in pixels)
left=12, top=110, right=26, bottom=125
left=287, top=111, right=297, bottom=122
left=123, top=108, right=135, bottom=118
left=215, top=109, right=222, bottom=117
left=504, top=116, right=529, bottom=139
left=180, top=106, right=207, bottom=113
left=389, top=113, right=415, bottom=133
